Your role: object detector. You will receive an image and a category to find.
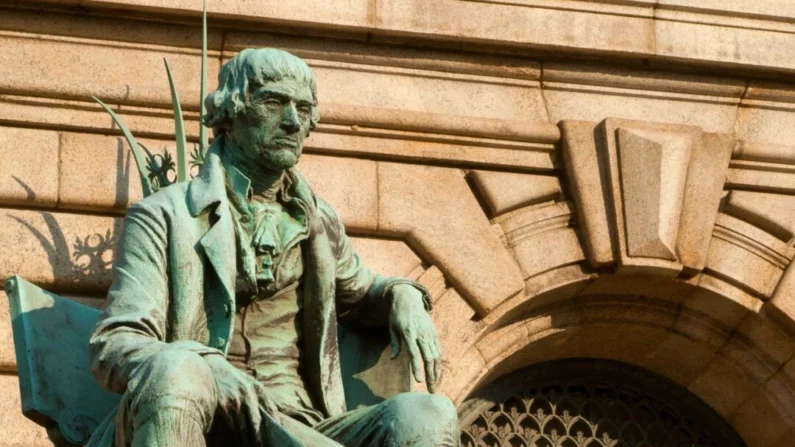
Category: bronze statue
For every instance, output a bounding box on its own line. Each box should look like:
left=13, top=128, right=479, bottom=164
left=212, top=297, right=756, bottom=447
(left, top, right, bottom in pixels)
left=85, top=48, right=460, bottom=446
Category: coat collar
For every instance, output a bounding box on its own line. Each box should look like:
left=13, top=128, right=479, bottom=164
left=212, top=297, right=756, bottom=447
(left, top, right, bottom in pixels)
left=188, top=139, right=227, bottom=218
left=188, top=137, right=317, bottom=219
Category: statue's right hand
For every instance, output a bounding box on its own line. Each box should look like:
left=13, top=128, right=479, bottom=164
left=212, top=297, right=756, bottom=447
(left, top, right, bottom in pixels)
left=205, top=354, right=280, bottom=445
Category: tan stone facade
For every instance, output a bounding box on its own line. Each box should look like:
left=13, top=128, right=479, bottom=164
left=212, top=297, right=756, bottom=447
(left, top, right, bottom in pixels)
left=3, top=1, right=795, bottom=445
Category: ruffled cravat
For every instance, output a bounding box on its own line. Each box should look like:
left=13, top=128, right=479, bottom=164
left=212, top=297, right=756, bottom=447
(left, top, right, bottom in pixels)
left=250, top=204, right=282, bottom=283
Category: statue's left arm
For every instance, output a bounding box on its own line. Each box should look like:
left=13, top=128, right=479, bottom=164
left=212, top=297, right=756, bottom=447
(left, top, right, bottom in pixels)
left=317, top=199, right=442, bottom=391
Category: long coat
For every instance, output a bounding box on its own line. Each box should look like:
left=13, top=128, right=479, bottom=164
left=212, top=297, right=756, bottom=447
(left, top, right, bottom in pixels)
left=86, top=141, right=425, bottom=445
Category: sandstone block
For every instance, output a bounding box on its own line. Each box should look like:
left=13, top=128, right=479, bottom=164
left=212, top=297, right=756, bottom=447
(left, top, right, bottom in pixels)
left=765, top=369, right=795, bottom=427
left=82, top=0, right=372, bottom=29
left=672, top=308, right=732, bottom=352
left=0, top=209, right=120, bottom=294
left=641, top=332, right=719, bottom=388
left=554, top=322, right=670, bottom=367
left=377, top=162, right=525, bottom=315
left=729, top=391, right=792, bottom=447
left=0, top=127, right=59, bottom=208
left=736, top=312, right=795, bottom=368
left=438, top=348, right=486, bottom=404
left=685, top=274, right=760, bottom=329
left=433, top=289, right=485, bottom=367
left=656, top=10, right=795, bottom=73
left=309, top=61, right=548, bottom=124
left=657, top=0, right=795, bottom=20
left=474, top=322, right=528, bottom=368
left=416, top=266, right=446, bottom=304
left=0, top=374, right=51, bottom=446
left=0, top=291, right=15, bottom=371
left=0, top=26, right=220, bottom=109
left=724, top=191, right=795, bottom=242
left=545, top=83, right=740, bottom=135
left=512, top=227, right=585, bottom=280
left=347, top=237, right=421, bottom=278
left=726, top=166, right=795, bottom=195
left=484, top=264, right=592, bottom=327
left=708, top=214, right=792, bottom=299
left=559, top=120, right=613, bottom=267
left=687, top=354, right=756, bottom=417
left=59, top=132, right=170, bottom=213
left=298, top=155, right=378, bottom=233
left=469, top=171, right=561, bottom=217
left=577, top=274, right=698, bottom=304
left=377, top=0, right=654, bottom=55
left=544, top=62, right=746, bottom=98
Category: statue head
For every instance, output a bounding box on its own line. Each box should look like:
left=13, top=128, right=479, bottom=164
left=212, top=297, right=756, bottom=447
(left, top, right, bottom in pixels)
left=203, top=48, right=319, bottom=171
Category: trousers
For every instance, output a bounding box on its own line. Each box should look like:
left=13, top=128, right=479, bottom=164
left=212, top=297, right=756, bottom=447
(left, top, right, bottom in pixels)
left=111, top=348, right=460, bottom=447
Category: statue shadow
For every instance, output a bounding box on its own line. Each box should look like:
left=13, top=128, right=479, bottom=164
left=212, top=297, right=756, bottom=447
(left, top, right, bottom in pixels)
left=7, top=211, right=119, bottom=292
left=338, top=324, right=412, bottom=410
left=5, top=141, right=131, bottom=293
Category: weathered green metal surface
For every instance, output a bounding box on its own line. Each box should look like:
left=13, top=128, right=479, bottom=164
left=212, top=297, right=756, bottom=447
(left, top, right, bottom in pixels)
left=4, top=276, right=120, bottom=446
left=7, top=1, right=459, bottom=444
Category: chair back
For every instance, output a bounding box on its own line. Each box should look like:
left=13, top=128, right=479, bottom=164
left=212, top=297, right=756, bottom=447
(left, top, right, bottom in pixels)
left=4, top=276, right=121, bottom=446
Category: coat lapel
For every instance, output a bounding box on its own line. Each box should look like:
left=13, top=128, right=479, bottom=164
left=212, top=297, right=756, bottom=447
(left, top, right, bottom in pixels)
left=291, top=169, right=347, bottom=416
left=188, top=140, right=236, bottom=345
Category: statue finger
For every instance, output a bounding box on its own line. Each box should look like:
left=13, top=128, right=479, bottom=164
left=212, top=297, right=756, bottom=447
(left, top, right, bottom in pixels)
left=389, top=325, right=401, bottom=359
left=419, top=338, right=437, bottom=393
left=404, top=335, right=423, bottom=383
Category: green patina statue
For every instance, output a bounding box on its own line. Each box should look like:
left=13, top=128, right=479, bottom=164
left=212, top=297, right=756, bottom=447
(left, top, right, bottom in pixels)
left=83, top=48, right=459, bottom=446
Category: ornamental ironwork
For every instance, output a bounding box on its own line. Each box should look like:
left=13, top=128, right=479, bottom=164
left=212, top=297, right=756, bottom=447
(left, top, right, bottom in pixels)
left=458, top=359, right=746, bottom=447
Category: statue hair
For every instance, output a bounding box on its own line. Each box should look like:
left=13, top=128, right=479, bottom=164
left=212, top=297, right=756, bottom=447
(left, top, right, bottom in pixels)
left=203, top=48, right=320, bottom=136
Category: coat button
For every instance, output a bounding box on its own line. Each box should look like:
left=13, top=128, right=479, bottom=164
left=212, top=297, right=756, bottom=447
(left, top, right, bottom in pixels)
left=213, top=337, right=226, bottom=348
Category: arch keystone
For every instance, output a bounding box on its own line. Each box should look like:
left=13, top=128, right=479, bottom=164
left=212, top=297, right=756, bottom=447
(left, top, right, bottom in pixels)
left=561, top=118, right=733, bottom=275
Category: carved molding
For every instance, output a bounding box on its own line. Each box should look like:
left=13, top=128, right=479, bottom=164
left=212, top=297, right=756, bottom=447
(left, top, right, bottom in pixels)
left=376, top=162, right=525, bottom=315
left=561, top=118, right=733, bottom=276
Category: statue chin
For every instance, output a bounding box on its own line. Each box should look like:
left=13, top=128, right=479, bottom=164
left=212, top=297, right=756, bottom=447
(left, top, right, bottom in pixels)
left=259, top=146, right=301, bottom=170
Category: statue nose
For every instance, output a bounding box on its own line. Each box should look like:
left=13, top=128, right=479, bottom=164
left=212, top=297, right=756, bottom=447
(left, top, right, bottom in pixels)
left=280, top=105, right=301, bottom=133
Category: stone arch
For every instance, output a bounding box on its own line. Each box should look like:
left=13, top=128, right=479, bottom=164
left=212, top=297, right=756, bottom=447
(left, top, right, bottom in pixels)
left=441, top=282, right=795, bottom=446
left=432, top=117, right=795, bottom=446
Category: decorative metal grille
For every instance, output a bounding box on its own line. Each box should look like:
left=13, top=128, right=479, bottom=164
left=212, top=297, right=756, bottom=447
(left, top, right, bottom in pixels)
left=458, top=360, right=746, bottom=447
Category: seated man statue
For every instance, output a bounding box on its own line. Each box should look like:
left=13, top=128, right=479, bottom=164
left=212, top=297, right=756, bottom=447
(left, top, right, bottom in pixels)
left=86, top=48, right=460, bottom=447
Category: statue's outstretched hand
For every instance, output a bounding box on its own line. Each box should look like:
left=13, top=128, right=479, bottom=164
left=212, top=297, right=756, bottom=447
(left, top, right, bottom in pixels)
left=388, top=284, right=442, bottom=393
left=205, top=354, right=280, bottom=443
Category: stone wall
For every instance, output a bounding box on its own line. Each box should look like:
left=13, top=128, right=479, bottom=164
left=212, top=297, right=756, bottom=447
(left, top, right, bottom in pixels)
left=4, top=1, right=795, bottom=445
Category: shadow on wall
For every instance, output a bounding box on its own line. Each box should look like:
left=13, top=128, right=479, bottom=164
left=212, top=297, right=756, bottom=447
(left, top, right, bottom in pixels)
left=8, top=211, right=119, bottom=290
left=5, top=138, right=134, bottom=291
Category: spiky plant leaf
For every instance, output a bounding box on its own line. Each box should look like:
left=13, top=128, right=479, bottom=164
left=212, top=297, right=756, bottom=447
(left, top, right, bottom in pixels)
left=199, top=0, right=209, bottom=156
left=91, top=96, right=153, bottom=197
left=164, top=58, right=188, bottom=183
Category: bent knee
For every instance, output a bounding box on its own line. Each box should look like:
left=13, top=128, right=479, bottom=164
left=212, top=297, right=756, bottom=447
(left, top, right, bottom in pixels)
left=389, top=393, right=458, bottom=429
left=382, top=393, right=459, bottom=445
left=129, top=349, right=217, bottom=413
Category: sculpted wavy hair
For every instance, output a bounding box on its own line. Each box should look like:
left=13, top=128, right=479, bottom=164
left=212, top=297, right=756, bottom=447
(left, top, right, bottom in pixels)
left=203, top=48, right=320, bottom=136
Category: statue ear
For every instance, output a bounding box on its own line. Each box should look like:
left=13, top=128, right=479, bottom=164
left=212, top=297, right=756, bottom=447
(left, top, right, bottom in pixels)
left=310, top=105, right=321, bottom=130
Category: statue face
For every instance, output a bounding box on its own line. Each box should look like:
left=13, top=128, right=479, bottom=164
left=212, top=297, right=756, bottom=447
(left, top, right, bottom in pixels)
left=228, top=77, right=314, bottom=171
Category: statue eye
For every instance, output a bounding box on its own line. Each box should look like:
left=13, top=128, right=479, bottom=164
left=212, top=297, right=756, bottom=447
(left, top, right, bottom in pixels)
left=262, top=98, right=282, bottom=109
left=296, top=106, right=311, bottom=117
